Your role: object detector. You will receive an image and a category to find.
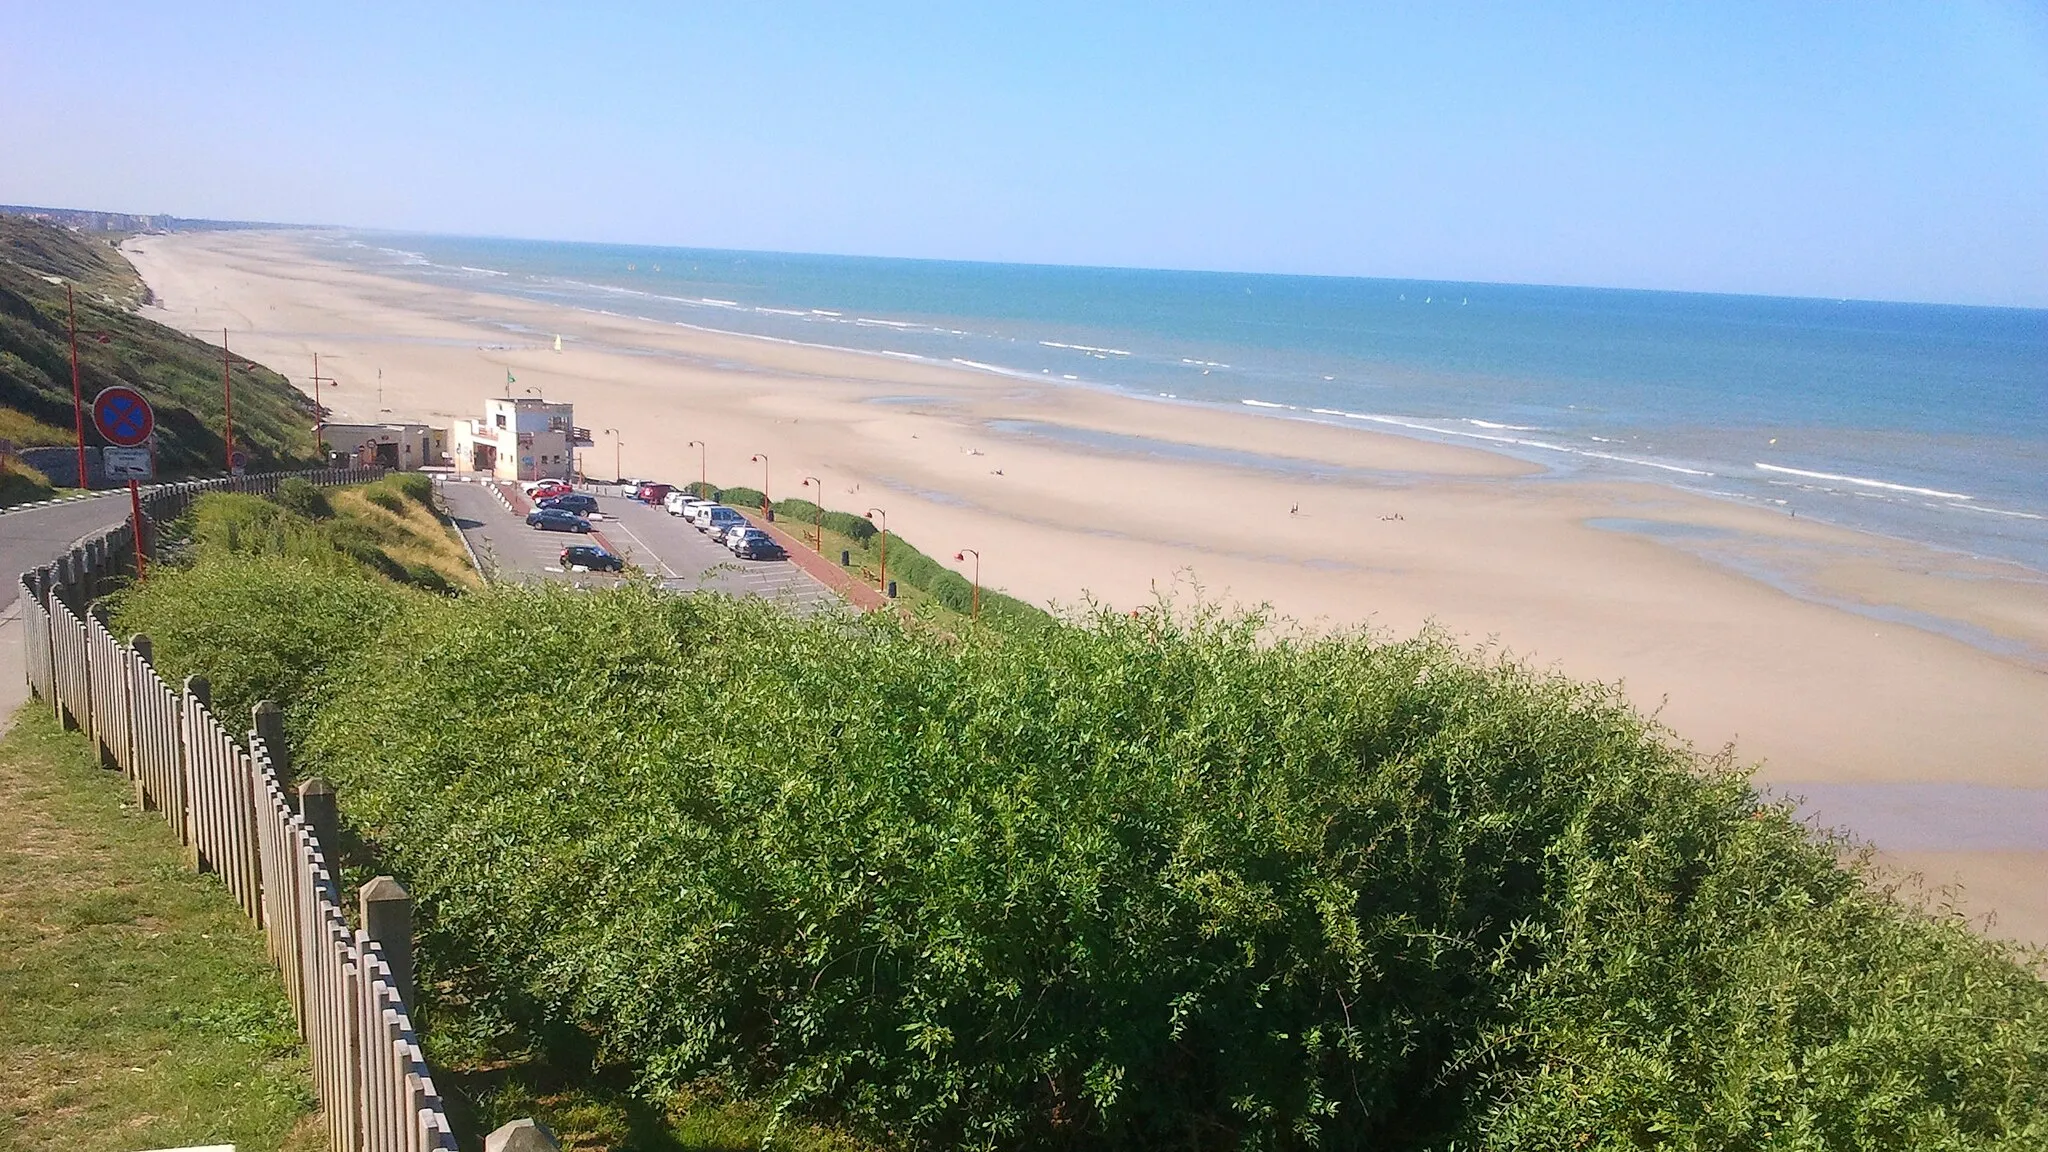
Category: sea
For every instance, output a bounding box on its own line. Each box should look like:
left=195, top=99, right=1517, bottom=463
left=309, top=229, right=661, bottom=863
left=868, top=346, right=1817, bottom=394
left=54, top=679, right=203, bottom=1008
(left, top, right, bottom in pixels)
left=312, top=233, right=2048, bottom=575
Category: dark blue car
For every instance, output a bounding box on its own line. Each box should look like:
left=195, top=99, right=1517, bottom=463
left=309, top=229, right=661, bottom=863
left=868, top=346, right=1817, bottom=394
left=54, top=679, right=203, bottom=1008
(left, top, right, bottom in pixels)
left=537, top=493, right=599, bottom=515
left=526, top=508, right=592, bottom=533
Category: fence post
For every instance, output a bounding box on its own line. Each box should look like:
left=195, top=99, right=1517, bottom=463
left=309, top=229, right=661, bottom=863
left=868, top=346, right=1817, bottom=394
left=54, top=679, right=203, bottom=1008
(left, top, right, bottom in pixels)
left=253, top=700, right=290, bottom=784
left=181, top=674, right=210, bottom=866
left=130, top=634, right=154, bottom=810
left=298, top=777, right=339, bottom=856
left=359, top=875, right=415, bottom=1008
left=487, top=1118, right=562, bottom=1151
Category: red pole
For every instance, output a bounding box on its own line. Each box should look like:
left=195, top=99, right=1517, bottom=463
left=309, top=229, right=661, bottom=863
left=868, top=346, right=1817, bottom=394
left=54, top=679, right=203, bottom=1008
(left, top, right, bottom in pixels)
left=868, top=508, right=888, bottom=596
left=68, top=286, right=87, bottom=489
left=128, top=480, right=147, bottom=580
left=222, top=329, right=235, bottom=474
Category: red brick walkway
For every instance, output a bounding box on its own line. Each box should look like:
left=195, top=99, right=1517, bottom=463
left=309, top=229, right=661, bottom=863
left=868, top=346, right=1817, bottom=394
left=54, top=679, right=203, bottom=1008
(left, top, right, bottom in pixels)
left=742, top=510, right=888, bottom=611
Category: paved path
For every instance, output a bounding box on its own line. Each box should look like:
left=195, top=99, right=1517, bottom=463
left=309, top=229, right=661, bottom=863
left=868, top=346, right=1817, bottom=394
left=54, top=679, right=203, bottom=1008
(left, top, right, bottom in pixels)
left=1, top=494, right=140, bottom=726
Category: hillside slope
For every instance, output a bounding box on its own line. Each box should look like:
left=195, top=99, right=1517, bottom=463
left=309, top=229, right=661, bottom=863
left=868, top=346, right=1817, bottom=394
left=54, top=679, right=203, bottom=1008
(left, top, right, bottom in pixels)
left=0, top=216, right=315, bottom=476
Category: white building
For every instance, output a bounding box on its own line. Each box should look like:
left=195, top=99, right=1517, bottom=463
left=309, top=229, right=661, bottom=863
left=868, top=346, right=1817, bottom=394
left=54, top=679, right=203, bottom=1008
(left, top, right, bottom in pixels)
left=450, top=397, right=583, bottom=482
left=320, top=422, right=446, bottom=471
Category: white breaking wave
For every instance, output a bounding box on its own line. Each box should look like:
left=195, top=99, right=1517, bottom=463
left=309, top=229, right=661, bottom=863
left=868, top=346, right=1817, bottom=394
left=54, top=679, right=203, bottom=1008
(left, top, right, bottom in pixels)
left=1241, top=398, right=1295, bottom=409
left=1754, top=462, right=1972, bottom=501
left=1041, top=340, right=1131, bottom=356
left=700, top=298, right=741, bottom=308
left=1958, top=503, right=2046, bottom=521
left=457, top=265, right=508, bottom=277
left=756, top=307, right=808, bottom=316
left=856, top=317, right=920, bottom=328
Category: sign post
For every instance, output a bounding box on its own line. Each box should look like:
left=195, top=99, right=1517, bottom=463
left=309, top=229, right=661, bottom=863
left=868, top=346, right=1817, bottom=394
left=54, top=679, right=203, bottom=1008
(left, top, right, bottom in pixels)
left=92, top=386, right=156, bottom=484
left=128, top=480, right=147, bottom=580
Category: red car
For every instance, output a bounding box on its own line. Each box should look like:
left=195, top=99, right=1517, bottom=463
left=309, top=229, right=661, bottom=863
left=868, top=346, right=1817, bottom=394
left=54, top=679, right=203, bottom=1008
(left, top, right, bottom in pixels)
left=634, top=482, right=674, bottom=505
left=527, top=481, right=573, bottom=502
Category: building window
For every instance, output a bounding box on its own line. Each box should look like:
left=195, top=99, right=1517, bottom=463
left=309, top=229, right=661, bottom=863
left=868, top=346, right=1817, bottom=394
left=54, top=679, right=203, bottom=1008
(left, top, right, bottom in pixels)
left=495, top=413, right=507, bottom=429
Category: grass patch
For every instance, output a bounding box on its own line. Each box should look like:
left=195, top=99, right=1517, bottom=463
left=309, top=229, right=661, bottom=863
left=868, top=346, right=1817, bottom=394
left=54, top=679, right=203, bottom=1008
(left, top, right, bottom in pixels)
left=0, top=455, right=55, bottom=508
left=0, top=706, right=322, bottom=1152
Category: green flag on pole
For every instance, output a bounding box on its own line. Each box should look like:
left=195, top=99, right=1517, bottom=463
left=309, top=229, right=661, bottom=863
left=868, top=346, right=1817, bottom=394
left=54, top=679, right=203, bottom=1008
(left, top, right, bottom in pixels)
left=506, top=369, right=517, bottom=385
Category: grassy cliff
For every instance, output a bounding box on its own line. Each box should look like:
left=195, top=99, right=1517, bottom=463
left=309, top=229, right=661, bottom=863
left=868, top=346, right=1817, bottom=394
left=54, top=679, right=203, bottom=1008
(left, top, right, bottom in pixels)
left=111, top=535, right=2048, bottom=1150
left=0, top=216, right=316, bottom=477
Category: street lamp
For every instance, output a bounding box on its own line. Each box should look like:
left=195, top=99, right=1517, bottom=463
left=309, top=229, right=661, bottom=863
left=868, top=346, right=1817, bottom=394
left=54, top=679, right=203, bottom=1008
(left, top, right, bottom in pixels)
left=750, top=452, right=770, bottom=515
left=310, top=352, right=340, bottom=461
left=866, top=507, right=889, bottom=597
left=604, top=428, right=622, bottom=483
left=954, top=548, right=981, bottom=621
left=688, top=439, right=708, bottom=498
left=800, top=476, right=824, bottom=552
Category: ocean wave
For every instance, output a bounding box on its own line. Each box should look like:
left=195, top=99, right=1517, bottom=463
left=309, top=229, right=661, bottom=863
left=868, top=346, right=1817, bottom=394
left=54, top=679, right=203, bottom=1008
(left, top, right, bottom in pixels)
left=857, top=317, right=920, bottom=329
left=1180, top=358, right=1231, bottom=368
left=457, top=265, right=508, bottom=277
left=1753, top=462, right=1973, bottom=501
left=1242, top=398, right=1296, bottom=409
left=1467, top=418, right=1543, bottom=431
left=701, top=298, right=741, bottom=308
left=1583, top=451, right=1713, bottom=476
left=1958, top=503, right=2046, bottom=521
left=755, top=306, right=808, bottom=316
left=951, top=357, right=1045, bottom=381
left=1042, top=340, right=1131, bottom=356
left=811, top=309, right=841, bottom=317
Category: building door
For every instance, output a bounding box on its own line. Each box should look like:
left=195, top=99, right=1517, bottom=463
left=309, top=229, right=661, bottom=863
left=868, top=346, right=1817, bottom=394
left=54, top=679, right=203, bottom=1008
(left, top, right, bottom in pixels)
left=473, top=444, right=496, bottom=473
left=374, top=442, right=401, bottom=468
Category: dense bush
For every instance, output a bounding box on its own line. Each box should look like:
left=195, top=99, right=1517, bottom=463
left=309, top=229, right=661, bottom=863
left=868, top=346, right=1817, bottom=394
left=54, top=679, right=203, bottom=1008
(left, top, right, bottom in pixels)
left=821, top=509, right=877, bottom=544
left=273, top=477, right=334, bottom=520
left=715, top=485, right=767, bottom=509
left=114, top=557, right=2048, bottom=1150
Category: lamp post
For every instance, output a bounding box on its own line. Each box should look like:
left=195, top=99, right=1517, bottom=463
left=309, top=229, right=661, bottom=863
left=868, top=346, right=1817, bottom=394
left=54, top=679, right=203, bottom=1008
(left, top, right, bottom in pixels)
left=866, top=507, right=888, bottom=597
left=310, top=353, right=340, bottom=462
left=800, top=476, right=824, bottom=552
left=749, top=452, right=770, bottom=516
left=954, top=548, right=981, bottom=621
left=688, top=439, right=707, bottom=498
left=604, top=428, right=622, bottom=483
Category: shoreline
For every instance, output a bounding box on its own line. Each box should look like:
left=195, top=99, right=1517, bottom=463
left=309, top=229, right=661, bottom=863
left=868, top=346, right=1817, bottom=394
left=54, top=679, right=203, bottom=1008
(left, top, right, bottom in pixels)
left=315, top=231, right=2048, bottom=577
left=120, top=228, right=2048, bottom=944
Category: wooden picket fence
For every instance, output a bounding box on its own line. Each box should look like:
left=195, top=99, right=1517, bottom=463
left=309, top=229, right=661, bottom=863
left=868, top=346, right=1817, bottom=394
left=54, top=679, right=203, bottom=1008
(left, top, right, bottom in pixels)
left=15, top=467, right=464, bottom=1152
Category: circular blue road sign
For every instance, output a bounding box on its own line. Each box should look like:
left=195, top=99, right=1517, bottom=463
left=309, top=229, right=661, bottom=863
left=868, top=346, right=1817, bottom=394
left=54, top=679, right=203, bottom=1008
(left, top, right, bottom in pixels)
left=92, top=386, right=155, bottom=448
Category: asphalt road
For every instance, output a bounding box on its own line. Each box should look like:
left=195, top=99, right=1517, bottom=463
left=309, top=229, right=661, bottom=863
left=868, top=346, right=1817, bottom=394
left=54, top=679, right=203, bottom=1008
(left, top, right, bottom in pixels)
left=2, top=493, right=145, bottom=722
left=438, top=480, right=841, bottom=611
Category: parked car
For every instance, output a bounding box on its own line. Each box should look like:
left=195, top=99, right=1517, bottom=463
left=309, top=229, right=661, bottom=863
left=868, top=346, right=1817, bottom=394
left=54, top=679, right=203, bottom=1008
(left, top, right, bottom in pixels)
left=679, top=498, right=716, bottom=519
left=526, top=482, right=573, bottom=503
left=559, top=544, right=624, bottom=573
left=665, top=490, right=710, bottom=516
left=725, top=526, right=786, bottom=560
left=537, top=493, right=599, bottom=515
left=526, top=508, right=592, bottom=533
left=634, top=482, right=675, bottom=505
left=694, top=505, right=747, bottom=538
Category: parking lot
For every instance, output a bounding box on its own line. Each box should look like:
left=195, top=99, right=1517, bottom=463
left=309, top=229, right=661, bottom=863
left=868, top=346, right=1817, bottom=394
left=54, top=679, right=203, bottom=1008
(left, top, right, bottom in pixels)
left=438, top=478, right=842, bottom=611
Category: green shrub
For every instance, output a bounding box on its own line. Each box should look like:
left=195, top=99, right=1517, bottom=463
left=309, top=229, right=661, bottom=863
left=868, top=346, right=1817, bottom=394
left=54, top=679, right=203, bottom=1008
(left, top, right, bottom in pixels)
left=714, top=485, right=766, bottom=509
left=389, top=472, right=435, bottom=505
left=820, top=510, right=877, bottom=544
left=220, top=582, right=2037, bottom=1150
left=109, top=553, right=411, bottom=733
left=772, top=496, right=824, bottom=525
left=273, top=477, right=334, bottom=520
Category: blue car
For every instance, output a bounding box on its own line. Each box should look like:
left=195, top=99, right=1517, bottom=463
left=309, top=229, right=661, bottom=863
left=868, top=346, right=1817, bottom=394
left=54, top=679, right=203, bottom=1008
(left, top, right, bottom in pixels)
left=526, top=508, right=592, bottom=533
left=537, top=493, right=599, bottom=515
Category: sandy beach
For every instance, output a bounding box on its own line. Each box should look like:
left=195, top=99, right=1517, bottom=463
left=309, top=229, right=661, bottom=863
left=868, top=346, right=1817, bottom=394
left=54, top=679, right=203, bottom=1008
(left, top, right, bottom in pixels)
left=122, top=230, right=2048, bottom=944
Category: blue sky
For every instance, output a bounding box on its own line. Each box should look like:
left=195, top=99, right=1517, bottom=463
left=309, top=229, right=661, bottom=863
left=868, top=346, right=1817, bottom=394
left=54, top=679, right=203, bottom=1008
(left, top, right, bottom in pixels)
left=4, top=2, right=2045, bottom=306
